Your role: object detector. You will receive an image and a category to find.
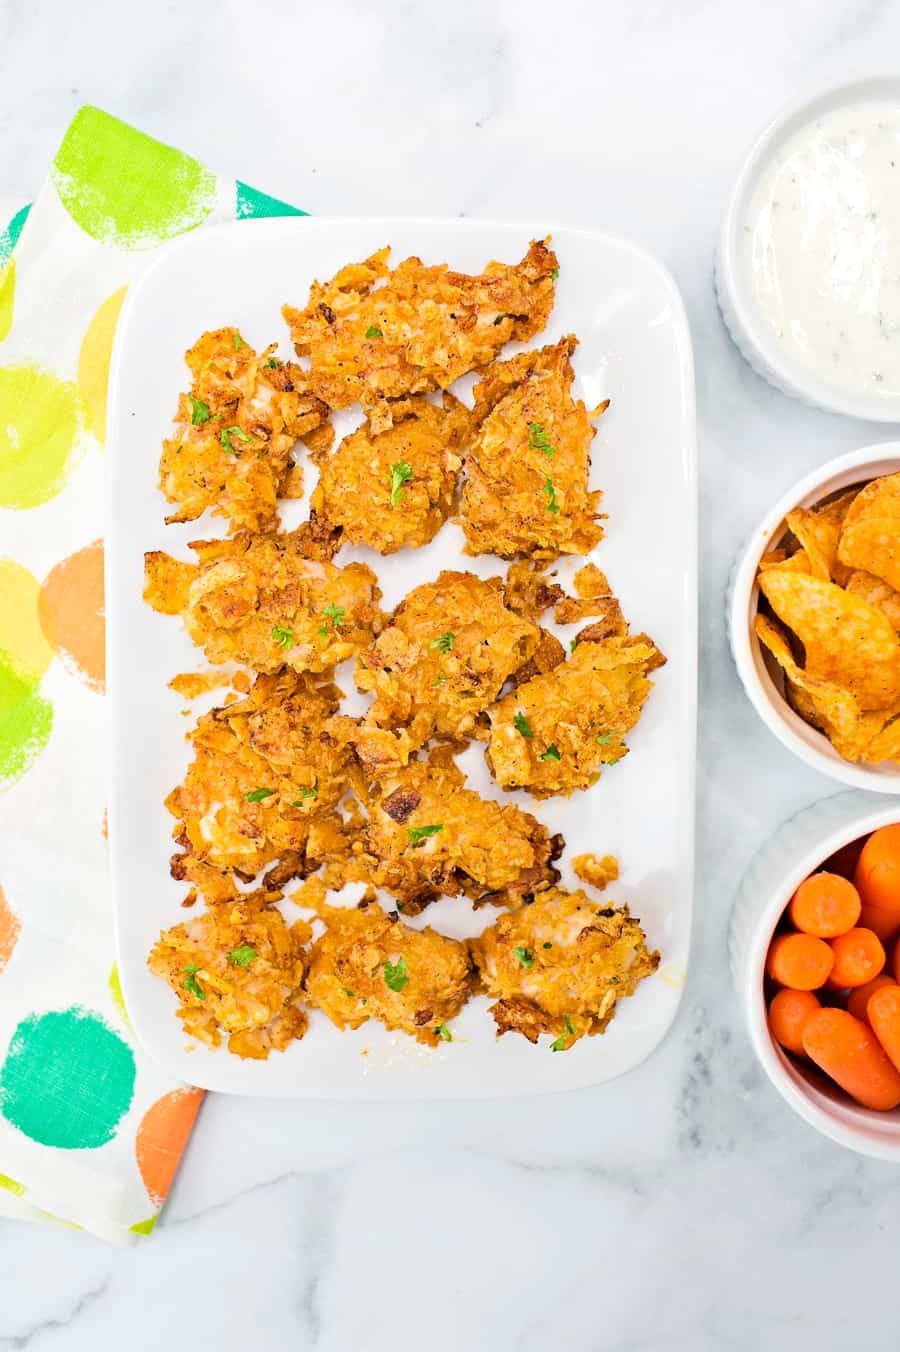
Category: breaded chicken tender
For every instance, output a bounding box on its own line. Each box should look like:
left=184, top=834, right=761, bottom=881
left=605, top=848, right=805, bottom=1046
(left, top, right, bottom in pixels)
left=144, top=529, right=383, bottom=673
left=487, top=632, right=666, bottom=797
left=148, top=898, right=310, bottom=1058
left=304, top=898, right=474, bottom=1044
left=472, top=887, right=659, bottom=1048
left=309, top=393, right=470, bottom=553
left=158, top=327, right=331, bottom=533
left=460, top=336, right=606, bottom=559
left=167, top=670, right=350, bottom=883
left=283, top=240, right=557, bottom=422
left=351, top=569, right=540, bottom=772
left=352, top=756, right=562, bottom=914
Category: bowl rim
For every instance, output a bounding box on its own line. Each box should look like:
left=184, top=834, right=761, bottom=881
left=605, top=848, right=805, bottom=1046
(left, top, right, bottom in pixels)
left=742, top=799, right=900, bottom=1160
left=718, top=73, right=900, bottom=423
left=729, top=441, right=900, bottom=793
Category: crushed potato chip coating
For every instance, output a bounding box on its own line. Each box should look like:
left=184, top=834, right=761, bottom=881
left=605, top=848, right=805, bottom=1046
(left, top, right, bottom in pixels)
left=283, top=240, right=557, bottom=418
left=487, top=633, right=665, bottom=797
left=305, top=899, right=474, bottom=1045
left=460, top=336, right=604, bottom=560
left=148, top=899, right=309, bottom=1059
left=167, top=670, right=350, bottom=882
left=503, top=560, right=564, bottom=619
left=310, top=393, right=470, bottom=553
left=158, top=327, right=331, bottom=533
left=837, top=471, right=900, bottom=593
left=510, top=627, right=567, bottom=688
left=572, top=852, right=619, bottom=891
left=471, top=887, right=659, bottom=1047
left=352, top=569, right=540, bottom=768
left=554, top=564, right=623, bottom=627
left=758, top=567, right=900, bottom=711
left=352, top=756, right=562, bottom=913
left=144, top=530, right=383, bottom=673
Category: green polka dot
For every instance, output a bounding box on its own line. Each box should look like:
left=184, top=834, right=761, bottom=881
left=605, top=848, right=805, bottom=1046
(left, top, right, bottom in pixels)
left=0, top=1007, right=135, bottom=1149
left=0, top=260, right=13, bottom=343
left=51, top=107, right=217, bottom=250
left=0, top=654, right=52, bottom=788
left=0, top=204, right=31, bottom=267
left=0, top=364, right=83, bottom=508
left=236, top=181, right=306, bottom=220
left=0, top=1172, right=25, bottom=1197
left=130, top=1215, right=158, bottom=1235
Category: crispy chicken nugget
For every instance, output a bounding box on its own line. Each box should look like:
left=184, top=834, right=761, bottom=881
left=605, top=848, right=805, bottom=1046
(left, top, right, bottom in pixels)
left=167, top=670, right=350, bottom=883
left=283, top=240, right=557, bottom=422
left=309, top=393, right=471, bottom=553
left=144, top=529, right=383, bottom=673
left=148, top=897, right=310, bottom=1059
left=460, top=336, right=606, bottom=559
left=351, top=569, right=540, bottom=771
left=353, top=756, right=562, bottom=914
left=304, top=898, right=474, bottom=1045
left=472, top=887, right=659, bottom=1048
left=487, top=633, right=665, bottom=797
left=158, top=327, right=331, bottom=533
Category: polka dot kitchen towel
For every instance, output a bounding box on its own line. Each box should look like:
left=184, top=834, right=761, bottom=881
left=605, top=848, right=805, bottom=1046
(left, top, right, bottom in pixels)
left=0, top=107, right=305, bottom=1243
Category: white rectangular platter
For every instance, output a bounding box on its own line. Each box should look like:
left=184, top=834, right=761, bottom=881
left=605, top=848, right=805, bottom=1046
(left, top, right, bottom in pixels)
left=107, top=218, right=696, bottom=1098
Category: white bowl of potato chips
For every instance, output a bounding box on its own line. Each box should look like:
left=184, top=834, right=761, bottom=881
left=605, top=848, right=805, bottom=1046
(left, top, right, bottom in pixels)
left=730, top=444, right=900, bottom=792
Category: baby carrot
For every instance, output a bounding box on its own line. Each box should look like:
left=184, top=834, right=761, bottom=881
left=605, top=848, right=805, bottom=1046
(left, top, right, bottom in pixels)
left=894, top=939, right=900, bottom=983
left=846, top=974, right=897, bottom=1022
left=788, top=872, right=861, bottom=938
left=829, top=927, right=885, bottom=988
left=854, top=826, right=900, bottom=933
left=768, top=988, right=821, bottom=1055
left=860, top=901, right=900, bottom=945
left=766, top=933, right=834, bottom=990
left=868, top=985, right=900, bottom=1075
left=802, top=1008, right=900, bottom=1111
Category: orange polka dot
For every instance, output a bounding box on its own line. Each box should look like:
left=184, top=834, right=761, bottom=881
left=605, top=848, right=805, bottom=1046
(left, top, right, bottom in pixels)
left=0, top=886, right=22, bottom=974
left=136, top=1087, right=204, bottom=1207
left=39, top=541, right=105, bottom=692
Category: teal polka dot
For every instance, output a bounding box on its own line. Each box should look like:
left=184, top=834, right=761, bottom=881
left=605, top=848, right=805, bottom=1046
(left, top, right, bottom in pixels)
left=0, top=205, right=32, bottom=267
left=236, top=181, right=306, bottom=220
left=0, top=1008, right=135, bottom=1149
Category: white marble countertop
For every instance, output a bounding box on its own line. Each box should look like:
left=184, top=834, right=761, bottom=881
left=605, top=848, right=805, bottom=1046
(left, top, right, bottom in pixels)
left=4, top=0, right=900, bottom=1347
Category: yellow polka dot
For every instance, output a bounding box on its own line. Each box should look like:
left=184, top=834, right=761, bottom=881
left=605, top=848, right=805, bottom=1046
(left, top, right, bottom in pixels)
left=0, top=558, right=54, bottom=683
left=0, top=260, right=13, bottom=343
left=0, top=364, right=83, bottom=509
left=78, top=286, right=127, bottom=443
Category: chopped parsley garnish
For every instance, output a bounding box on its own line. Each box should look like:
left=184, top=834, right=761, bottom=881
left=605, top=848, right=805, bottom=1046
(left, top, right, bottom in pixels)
left=182, top=964, right=205, bottom=1000
left=292, top=783, right=318, bottom=805
left=543, top=942, right=553, bottom=949
left=438, top=1023, right=453, bottom=1042
left=540, top=744, right=561, bottom=762
left=341, top=986, right=355, bottom=998
left=570, top=638, right=578, bottom=654
left=244, top=787, right=275, bottom=803
left=389, top=460, right=414, bottom=508
left=272, top=623, right=295, bottom=648
left=365, top=325, right=383, bottom=339
left=189, top=396, right=211, bottom=426
left=514, top=711, right=534, bottom=739
left=596, top=731, right=619, bottom=746
left=432, top=675, right=448, bottom=686
left=430, top=631, right=455, bottom=653
left=318, top=602, right=346, bottom=638
left=384, top=956, right=409, bottom=992
left=227, top=945, right=257, bottom=968
left=513, top=946, right=534, bottom=969
left=528, top=421, right=556, bottom=458
left=550, top=1015, right=575, bottom=1052
left=232, top=332, right=245, bottom=350
left=542, top=476, right=560, bottom=514
left=551, top=267, right=560, bottom=281
left=265, top=357, right=282, bottom=368
left=408, top=824, right=444, bottom=847
left=565, top=1014, right=575, bottom=1033
left=220, top=425, right=251, bottom=455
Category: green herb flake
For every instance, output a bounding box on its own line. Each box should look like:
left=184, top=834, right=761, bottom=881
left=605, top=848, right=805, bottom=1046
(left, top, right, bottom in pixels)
left=341, top=986, right=356, bottom=998
left=189, top=396, right=211, bottom=426
left=596, top=731, right=619, bottom=747
left=540, top=744, right=561, bottom=762
left=432, top=675, right=449, bottom=687
left=265, top=357, right=282, bottom=368
left=272, top=623, right=295, bottom=649
left=389, top=460, right=414, bottom=508
left=513, top=946, right=534, bottom=969
left=543, top=942, right=553, bottom=949
left=182, top=964, right=206, bottom=1001
left=514, top=711, right=534, bottom=739
left=551, top=267, right=560, bottom=281
left=550, top=1017, right=574, bottom=1052
left=543, top=476, right=560, bottom=514
left=232, top=332, right=245, bottom=350
left=438, top=1023, right=453, bottom=1042
left=408, top=824, right=444, bottom=847
left=227, top=945, right=257, bottom=968
left=244, top=787, right=276, bottom=803
left=565, top=1014, right=575, bottom=1034
left=365, top=325, right=383, bottom=339
left=429, top=631, right=455, bottom=653
left=292, top=783, right=318, bottom=805
left=528, top=421, right=556, bottom=458
left=220, top=425, right=251, bottom=455
left=384, top=956, right=409, bottom=992
left=570, top=638, right=578, bottom=654
left=318, top=603, right=347, bottom=640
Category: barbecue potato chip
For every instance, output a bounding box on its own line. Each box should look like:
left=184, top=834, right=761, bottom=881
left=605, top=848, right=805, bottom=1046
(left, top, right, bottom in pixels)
left=785, top=506, right=850, bottom=584
left=837, top=471, right=900, bottom=593
left=845, top=570, right=900, bottom=631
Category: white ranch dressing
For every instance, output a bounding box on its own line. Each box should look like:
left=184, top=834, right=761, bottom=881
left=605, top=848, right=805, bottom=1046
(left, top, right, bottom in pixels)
left=743, top=99, right=900, bottom=399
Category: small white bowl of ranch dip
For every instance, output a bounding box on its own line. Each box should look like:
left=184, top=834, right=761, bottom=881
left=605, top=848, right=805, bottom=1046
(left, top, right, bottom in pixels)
left=717, top=76, right=900, bottom=421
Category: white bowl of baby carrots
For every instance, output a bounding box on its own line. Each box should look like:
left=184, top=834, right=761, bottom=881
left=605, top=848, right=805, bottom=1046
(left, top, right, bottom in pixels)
left=730, top=791, right=900, bottom=1159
